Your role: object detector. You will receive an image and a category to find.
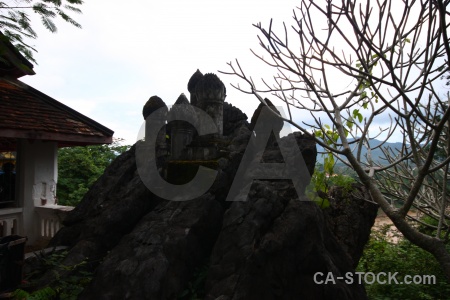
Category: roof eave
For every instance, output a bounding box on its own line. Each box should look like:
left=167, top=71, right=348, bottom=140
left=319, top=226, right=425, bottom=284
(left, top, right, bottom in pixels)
left=0, top=32, right=35, bottom=78
left=0, top=128, right=113, bottom=146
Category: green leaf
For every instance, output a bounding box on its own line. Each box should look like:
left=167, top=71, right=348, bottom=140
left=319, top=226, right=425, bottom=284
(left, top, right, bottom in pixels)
left=64, top=5, right=82, bottom=13
left=317, top=198, right=330, bottom=209
left=0, top=0, right=84, bottom=63
left=324, top=153, right=335, bottom=175
left=346, top=119, right=353, bottom=130
left=332, top=132, right=339, bottom=142
left=358, top=82, right=364, bottom=91
left=360, top=91, right=367, bottom=100
left=315, top=130, right=323, bottom=138
left=40, top=15, right=57, bottom=32
left=353, top=109, right=363, bottom=123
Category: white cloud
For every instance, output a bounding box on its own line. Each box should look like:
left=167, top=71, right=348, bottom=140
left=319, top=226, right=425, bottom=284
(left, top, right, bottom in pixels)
left=20, top=0, right=382, bottom=145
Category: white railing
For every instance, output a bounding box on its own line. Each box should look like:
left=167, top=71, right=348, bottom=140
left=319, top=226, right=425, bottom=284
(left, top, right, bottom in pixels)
left=35, top=205, right=74, bottom=240
left=0, top=208, right=22, bottom=237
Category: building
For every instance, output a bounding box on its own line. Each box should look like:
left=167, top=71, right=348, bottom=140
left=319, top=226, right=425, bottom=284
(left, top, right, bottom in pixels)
left=0, top=33, right=113, bottom=246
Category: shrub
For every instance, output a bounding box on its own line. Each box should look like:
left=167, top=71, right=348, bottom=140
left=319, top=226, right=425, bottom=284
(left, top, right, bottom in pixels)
left=357, top=227, right=450, bottom=299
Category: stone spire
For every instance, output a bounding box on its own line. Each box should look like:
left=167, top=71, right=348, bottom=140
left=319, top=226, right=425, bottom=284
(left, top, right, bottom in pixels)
left=194, top=73, right=226, bottom=136
left=187, top=69, right=203, bottom=107
left=168, top=93, right=196, bottom=159
left=142, top=95, right=168, bottom=171
left=250, top=98, right=284, bottom=146
left=142, top=95, right=166, bottom=120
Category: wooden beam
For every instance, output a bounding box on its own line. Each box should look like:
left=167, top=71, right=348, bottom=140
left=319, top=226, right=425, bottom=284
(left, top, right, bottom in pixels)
left=0, top=129, right=113, bottom=145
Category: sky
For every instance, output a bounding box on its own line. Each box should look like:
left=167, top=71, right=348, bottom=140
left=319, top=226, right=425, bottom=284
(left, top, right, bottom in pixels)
left=17, top=1, right=448, bottom=146
left=20, top=0, right=301, bottom=145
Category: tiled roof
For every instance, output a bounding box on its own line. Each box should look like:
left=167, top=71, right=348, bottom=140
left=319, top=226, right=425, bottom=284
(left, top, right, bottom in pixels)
left=0, top=32, right=35, bottom=78
left=0, top=77, right=113, bottom=151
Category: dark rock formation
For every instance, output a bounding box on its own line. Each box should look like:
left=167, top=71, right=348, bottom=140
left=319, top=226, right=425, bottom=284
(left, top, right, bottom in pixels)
left=223, top=102, right=248, bottom=136
left=204, top=132, right=372, bottom=299
left=167, top=94, right=197, bottom=160
left=194, top=73, right=226, bottom=136
left=194, top=73, right=227, bottom=107
left=324, top=185, right=378, bottom=268
left=205, top=190, right=365, bottom=300
left=187, top=69, right=203, bottom=106
left=250, top=98, right=283, bottom=132
left=142, top=95, right=166, bottom=119
left=49, top=144, right=157, bottom=254
left=82, top=195, right=223, bottom=299
left=261, top=131, right=317, bottom=178
left=46, top=147, right=161, bottom=280
left=250, top=98, right=284, bottom=146
left=36, top=145, right=160, bottom=287
left=175, top=93, right=189, bottom=105
left=40, top=99, right=377, bottom=299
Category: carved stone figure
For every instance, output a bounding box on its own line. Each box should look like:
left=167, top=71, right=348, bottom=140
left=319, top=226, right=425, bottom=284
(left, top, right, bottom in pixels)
left=194, top=73, right=226, bottom=137
left=41, top=72, right=376, bottom=299
left=142, top=95, right=168, bottom=171
left=167, top=93, right=196, bottom=159
left=142, top=95, right=166, bottom=120
left=187, top=69, right=203, bottom=106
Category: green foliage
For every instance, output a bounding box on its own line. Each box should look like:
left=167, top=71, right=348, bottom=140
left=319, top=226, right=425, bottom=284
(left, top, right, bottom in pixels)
left=352, top=109, right=363, bottom=123
left=312, top=123, right=354, bottom=208
left=417, top=215, right=448, bottom=240
left=355, top=56, right=380, bottom=105
left=13, top=250, right=92, bottom=300
left=306, top=160, right=356, bottom=208
left=314, top=56, right=383, bottom=145
left=57, top=139, right=130, bottom=206
left=306, top=169, right=330, bottom=208
left=314, top=124, right=341, bottom=145
left=13, top=286, right=56, bottom=300
left=0, top=0, right=83, bottom=63
left=357, top=228, right=450, bottom=300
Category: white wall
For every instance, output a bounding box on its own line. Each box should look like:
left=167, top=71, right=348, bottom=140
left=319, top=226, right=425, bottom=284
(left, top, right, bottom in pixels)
left=17, top=140, right=58, bottom=244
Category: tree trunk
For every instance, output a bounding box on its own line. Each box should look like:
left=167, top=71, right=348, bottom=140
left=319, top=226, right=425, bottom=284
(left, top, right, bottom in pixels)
left=366, top=179, right=450, bottom=282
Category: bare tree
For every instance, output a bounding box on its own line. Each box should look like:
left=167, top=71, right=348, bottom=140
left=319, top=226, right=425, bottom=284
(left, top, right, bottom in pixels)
left=223, top=0, right=450, bottom=281
left=375, top=102, right=450, bottom=238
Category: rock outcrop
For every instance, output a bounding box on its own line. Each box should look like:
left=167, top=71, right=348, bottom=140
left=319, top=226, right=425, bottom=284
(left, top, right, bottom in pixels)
left=84, top=195, right=223, bottom=299
left=41, top=71, right=378, bottom=300
left=205, top=186, right=366, bottom=300
left=49, top=144, right=158, bottom=262
left=324, top=185, right=378, bottom=268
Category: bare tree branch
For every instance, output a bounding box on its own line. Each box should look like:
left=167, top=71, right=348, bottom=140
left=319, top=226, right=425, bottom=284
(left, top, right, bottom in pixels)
left=223, top=0, right=450, bottom=282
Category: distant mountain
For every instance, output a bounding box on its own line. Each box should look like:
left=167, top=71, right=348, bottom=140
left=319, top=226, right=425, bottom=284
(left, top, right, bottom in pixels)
left=315, top=138, right=405, bottom=165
